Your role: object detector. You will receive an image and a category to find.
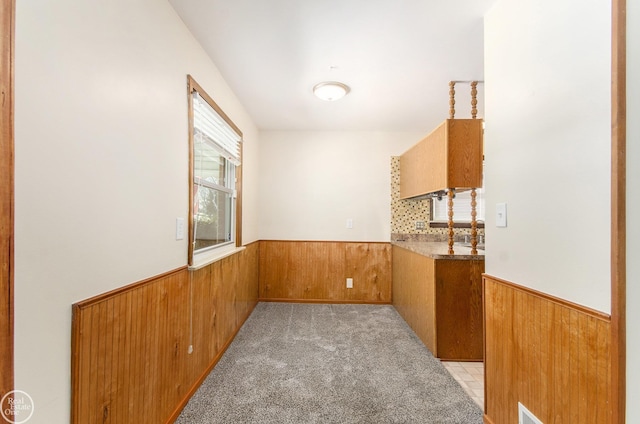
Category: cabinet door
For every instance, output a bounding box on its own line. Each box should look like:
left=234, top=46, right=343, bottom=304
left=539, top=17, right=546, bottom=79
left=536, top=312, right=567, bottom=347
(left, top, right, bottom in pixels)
left=399, top=119, right=483, bottom=199
left=435, top=259, right=484, bottom=361
left=446, top=119, right=484, bottom=190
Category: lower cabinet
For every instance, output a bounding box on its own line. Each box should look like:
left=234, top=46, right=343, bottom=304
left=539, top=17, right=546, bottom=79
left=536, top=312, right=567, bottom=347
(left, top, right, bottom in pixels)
left=392, top=245, right=484, bottom=361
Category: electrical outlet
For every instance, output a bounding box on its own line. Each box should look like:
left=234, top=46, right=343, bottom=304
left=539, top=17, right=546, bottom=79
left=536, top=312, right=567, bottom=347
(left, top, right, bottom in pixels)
left=346, top=218, right=353, bottom=229
left=346, top=278, right=353, bottom=289
left=188, top=345, right=193, bottom=354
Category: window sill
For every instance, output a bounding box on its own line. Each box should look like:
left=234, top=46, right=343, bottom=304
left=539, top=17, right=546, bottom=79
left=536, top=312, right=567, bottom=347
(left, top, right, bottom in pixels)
left=188, top=245, right=246, bottom=271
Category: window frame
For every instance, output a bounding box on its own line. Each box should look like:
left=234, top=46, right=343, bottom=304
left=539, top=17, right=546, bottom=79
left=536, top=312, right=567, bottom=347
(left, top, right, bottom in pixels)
left=187, top=75, right=243, bottom=266
left=429, top=188, right=485, bottom=229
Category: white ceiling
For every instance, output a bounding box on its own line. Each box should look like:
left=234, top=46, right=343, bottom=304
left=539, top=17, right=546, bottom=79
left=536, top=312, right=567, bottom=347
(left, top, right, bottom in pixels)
left=169, top=0, right=497, bottom=132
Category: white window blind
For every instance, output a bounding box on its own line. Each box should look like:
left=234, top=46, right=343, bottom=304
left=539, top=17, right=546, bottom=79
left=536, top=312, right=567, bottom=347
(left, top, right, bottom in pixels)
left=431, top=188, right=485, bottom=222
left=192, top=92, right=241, bottom=165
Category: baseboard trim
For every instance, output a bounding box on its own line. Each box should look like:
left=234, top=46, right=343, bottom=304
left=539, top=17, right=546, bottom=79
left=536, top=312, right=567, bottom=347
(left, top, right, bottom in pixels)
left=165, top=300, right=258, bottom=424
left=258, top=298, right=391, bottom=305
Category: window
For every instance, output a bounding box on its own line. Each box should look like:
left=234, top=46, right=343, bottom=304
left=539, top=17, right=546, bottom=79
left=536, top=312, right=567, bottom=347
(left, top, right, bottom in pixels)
left=187, top=76, right=242, bottom=266
left=430, top=188, right=485, bottom=226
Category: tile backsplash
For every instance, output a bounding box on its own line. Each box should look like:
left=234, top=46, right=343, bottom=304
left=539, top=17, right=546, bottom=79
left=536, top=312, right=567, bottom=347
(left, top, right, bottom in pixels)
left=390, top=156, right=484, bottom=242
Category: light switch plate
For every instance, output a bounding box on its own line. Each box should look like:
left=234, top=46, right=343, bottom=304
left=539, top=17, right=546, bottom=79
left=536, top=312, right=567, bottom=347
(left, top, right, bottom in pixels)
left=346, top=278, right=353, bottom=289
left=176, top=217, right=185, bottom=240
left=496, top=203, right=507, bottom=227
left=346, top=218, right=353, bottom=229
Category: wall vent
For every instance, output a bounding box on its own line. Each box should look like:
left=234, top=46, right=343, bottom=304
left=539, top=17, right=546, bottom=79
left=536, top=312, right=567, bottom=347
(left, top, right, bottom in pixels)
left=518, top=402, right=543, bottom=424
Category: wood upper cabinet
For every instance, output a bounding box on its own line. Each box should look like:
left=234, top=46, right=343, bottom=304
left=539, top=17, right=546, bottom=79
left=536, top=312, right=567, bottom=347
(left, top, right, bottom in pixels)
left=399, top=119, right=483, bottom=199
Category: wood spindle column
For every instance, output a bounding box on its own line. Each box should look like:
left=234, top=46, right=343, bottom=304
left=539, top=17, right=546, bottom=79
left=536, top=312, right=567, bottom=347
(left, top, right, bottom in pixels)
left=449, top=81, right=456, bottom=119
left=470, top=188, right=478, bottom=255
left=470, top=81, right=478, bottom=119
left=470, top=81, right=479, bottom=255
left=447, top=189, right=455, bottom=254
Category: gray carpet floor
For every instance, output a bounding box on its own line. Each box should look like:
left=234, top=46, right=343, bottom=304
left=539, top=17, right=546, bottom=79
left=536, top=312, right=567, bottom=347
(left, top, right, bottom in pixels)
left=176, top=302, right=483, bottom=423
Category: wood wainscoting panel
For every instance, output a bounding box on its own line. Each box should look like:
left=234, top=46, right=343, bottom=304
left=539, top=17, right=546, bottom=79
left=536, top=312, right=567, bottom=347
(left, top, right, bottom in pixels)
left=259, top=241, right=391, bottom=303
left=484, top=275, right=611, bottom=424
left=392, top=245, right=437, bottom=353
left=71, top=243, right=259, bottom=424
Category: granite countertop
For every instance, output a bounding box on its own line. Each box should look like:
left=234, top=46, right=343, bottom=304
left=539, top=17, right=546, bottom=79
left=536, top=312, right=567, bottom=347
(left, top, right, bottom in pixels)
left=391, top=241, right=485, bottom=260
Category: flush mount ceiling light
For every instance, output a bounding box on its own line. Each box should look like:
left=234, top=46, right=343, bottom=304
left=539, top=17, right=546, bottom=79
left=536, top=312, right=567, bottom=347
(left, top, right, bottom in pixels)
left=313, top=81, right=350, bottom=101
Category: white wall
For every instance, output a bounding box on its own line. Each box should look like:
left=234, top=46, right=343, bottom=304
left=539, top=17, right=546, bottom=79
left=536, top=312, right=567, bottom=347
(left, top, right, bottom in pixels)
left=627, top=0, right=639, bottom=419
left=483, top=0, right=611, bottom=313
left=14, top=1, right=258, bottom=422
left=258, top=131, right=422, bottom=241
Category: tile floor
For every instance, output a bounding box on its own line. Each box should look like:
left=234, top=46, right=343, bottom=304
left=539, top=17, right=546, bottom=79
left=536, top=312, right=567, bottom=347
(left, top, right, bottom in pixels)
left=441, top=361, right=484, bottom=408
